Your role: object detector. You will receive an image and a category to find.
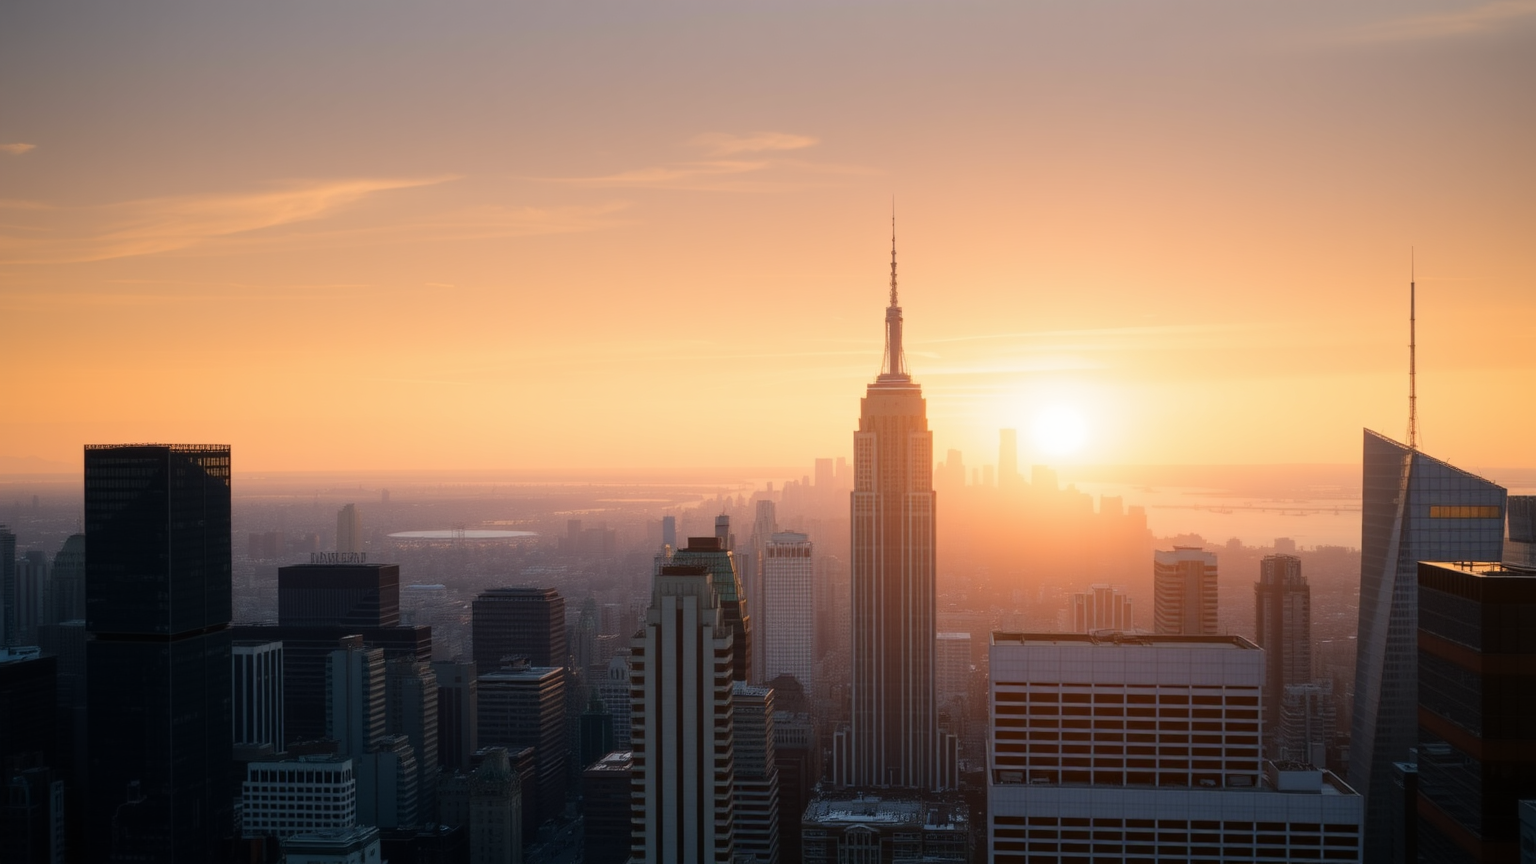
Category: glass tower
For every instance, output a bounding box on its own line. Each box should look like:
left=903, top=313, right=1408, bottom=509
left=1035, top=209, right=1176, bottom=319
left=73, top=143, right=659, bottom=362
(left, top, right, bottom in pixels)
left=85, top=444, right=233, bottom=863
left=1349, top=430, right=1504, bottom=862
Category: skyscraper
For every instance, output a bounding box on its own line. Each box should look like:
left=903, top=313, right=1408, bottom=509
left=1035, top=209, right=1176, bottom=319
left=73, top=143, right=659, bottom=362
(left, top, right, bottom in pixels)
left=472, top=587, right=567, bottom=674
left=732, top=683, right=781, bottom=864
left=630, top=563, right=737, bottom=864
left=1415, top=560, right=1536, bottom=863
left=1254, top=553, right=1310, bottom=756
left=1069, top=583, right=1133, bottom=633
left=279, top=561, right=400, bottom=628
left=848, top=223, right=938, bottom=791
left=761, top=530, right=814, bottom=690
left=1, top=525, right=16, bottom=648
left=48, top=534, right=85, bottom=625
left=1349, top=431, right=1505, bottom=862
left=670, top=534, right=752, bottom=686
left=746, top=500, right=777, bottom=684
left=84, top=443, right=233, bottom=862
left=336, top=503, right=361, bottom=555
left=233, top=640, right=285, bottom=750
left=1153, top=546, right=1218, bottom=636
left=477, top=658, right=568, bottom=828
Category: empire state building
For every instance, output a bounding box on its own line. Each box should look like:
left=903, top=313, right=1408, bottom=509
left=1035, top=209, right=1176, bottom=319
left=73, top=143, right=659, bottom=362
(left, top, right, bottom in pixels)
left=848, top=224, right=938, bottom=790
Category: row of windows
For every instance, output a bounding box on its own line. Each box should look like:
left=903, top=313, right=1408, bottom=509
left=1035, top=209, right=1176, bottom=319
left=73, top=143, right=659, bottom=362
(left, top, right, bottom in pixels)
left=999, top=704, right=1258, bottom=718
left=995, top=690, right=1258, bottom=706
left=1427, top=505, right=1501, bottom=519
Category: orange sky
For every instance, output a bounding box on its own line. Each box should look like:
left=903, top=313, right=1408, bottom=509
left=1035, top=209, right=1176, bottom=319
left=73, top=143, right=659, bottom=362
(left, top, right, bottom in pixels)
left=2, top=2, right=1533, bottom=474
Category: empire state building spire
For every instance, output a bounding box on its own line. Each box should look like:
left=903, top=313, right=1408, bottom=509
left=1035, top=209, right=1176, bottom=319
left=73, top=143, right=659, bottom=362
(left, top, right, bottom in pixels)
left=881, top=211, right=909, bottom=380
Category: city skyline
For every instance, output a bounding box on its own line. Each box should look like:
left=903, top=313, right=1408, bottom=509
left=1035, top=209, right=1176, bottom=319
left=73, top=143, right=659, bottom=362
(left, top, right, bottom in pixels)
left=2, top=2, right=1534, bottom=474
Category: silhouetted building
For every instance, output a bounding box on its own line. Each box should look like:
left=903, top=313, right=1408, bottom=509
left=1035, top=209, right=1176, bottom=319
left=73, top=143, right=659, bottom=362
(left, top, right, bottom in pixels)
left=1415, top=560, right=1536, bottom=863
left=11, top=550, right=45, bottom=646
left=849, top=231, right=939, bottom=791
left=478, top=659, right=567, bottom=828
left=1069, top=583, right=1133, bottom=633
left=630, top=564, right=737, bottom=863
left=336, top=504, right=361, bottom=555
left=279, top=562, right=400, bottom=629
left=357, top=734, right=418, bottom=830
left=385, top=657, right=438, bottom=822
left=769, top=674, right=819, bottom=864
left=581, top=751, right=631, bottom=864
left=0, top=764, right=65, bottom=864
left=432, top=660, right=477, bottom=772
left=1351, top=431, right=1505, bottom=862
left=733, top=683, right=781, bottom=864
left=0, top=526, right=16, bottom=648
left=471, top=587, right=566, bottom=674
left=597, top=653, right=632, bottom=749
left=1255, top=553, right=1310, bottom=755
left=1153, top=546, right=1218, bottom=635
left=84, top=443, right=233, bottom=863
left=48, top=535, right=85, bottom=627
left=761, top=531, right=814, bottom=690
left=577, top=693, right=614, bottom=770
left=440, top=747, right=522, bottom=864
left=989, top=632, right=1364, bottom=863
left=233, top=640, right=285, bottom=750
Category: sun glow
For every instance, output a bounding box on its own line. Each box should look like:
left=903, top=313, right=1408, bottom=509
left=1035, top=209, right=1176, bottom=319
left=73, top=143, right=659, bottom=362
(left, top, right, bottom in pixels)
left=1032, top=405, right=1088, bottom=457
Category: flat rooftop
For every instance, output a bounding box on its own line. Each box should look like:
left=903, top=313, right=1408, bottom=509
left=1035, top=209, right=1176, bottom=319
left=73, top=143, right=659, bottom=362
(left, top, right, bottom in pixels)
left=1422, top=560, right=1536, bottom=578
left=992, top=632, right=1257, bottom=650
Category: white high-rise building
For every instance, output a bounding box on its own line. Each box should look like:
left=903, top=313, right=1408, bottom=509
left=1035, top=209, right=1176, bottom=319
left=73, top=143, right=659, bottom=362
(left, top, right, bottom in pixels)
left=988, top=632, right=1363, bottom=863
left=233, top=640, right=284, bottom=749
left=241, top=756, right=357, bottom=839
left=630, top=563, right=737, bottom=864
left=761, top=531, right=814, bottom=690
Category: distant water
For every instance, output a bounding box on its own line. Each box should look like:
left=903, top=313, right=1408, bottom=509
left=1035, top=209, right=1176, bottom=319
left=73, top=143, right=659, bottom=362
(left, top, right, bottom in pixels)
left=1071, top=483, right=1362, bottom=549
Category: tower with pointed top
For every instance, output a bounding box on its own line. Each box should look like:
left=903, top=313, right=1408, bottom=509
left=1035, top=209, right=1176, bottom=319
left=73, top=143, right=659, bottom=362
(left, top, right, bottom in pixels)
left=848, top=219, right=939, bottom=790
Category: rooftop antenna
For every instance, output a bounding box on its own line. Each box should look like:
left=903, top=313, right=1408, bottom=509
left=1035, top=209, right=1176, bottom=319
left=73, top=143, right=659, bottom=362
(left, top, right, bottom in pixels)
left=889, top=199, right=898, bottom=307
left=1408, top=249, right=1418, bottom=450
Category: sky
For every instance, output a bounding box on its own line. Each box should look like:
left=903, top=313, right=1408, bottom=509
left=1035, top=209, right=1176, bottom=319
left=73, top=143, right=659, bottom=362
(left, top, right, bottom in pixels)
left=2, top=1, right=1533, bottom=474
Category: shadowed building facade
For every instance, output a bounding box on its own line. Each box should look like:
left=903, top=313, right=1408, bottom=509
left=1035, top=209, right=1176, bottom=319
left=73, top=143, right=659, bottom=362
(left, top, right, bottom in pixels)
left=84, top=444, right=234, bottom=863
left=849, top=227, right=938, bottom=791
left=1349, top=431, right=1505, bottom=863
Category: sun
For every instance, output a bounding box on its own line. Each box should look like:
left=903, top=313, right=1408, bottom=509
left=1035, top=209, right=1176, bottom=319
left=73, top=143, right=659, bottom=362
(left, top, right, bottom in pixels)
left=1032, top=405, right=1088, bottom=457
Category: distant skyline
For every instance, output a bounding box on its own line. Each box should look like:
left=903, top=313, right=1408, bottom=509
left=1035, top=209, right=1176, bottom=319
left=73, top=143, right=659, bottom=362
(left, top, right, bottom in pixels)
left=2, top=1, right=1533, bottom=473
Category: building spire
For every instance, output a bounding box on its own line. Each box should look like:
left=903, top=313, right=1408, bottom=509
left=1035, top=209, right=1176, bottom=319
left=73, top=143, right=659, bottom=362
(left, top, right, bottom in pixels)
left=1408, top=249, right=1418, bottom=450
left=879, top=203, right=908, bottom=380
left=889, top=201, right=898, bottom=307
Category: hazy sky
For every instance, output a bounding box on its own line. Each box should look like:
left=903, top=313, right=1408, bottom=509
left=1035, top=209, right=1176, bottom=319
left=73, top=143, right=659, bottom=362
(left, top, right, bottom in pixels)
left=3, top=1, right=1533, bottom=473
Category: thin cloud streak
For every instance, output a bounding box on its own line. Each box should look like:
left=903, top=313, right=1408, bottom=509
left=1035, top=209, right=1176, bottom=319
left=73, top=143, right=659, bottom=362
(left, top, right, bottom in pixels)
left=0, top=177, right=451, bottom=264
left=1339, top=0, right=1536, bottom=42
left=1, top=143, right=37, bottom=156
left=689, top=131, right=818, bottom=156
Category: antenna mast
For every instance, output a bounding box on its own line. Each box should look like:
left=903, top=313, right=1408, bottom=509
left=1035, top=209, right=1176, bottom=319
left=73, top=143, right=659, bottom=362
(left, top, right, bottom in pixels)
left=1408, top=250, right=1417, bottom=450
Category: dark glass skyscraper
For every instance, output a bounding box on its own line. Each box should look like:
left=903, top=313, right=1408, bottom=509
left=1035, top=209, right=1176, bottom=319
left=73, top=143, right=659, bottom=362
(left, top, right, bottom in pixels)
left=85, top=444, right=233, bottom=862
left=1349, top=430, right=1505, bottom=862
left=472, top=587, right=567, bottom=674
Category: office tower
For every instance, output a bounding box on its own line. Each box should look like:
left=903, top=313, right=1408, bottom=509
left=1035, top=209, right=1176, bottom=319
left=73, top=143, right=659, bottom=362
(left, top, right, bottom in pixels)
left=801, top=797, right=969, bottom=862
left=630, top=563, right=737, bottom=864
left=336, top=504, right=361, bottom=555
left=357, top=734, right=419, bottom=829
left=241, top=755, right=357, bottom=839
left=280, top=561, right=400, bottom=629
left=1254, top=554, right=1310, bottom=754
left=1279, top=681, right=1338, bottom=768
left=472, top=587, right=567, bottom=674
left=328, top=638, right=387, bottom=758
left=578, top=693, right=614, bottom=770
left=13, top=551, right=46, bottom=643
left=733, top=683, right=781, bottom=864
left=48, top=535, right=84, bottom=625
left=768, top=674, right=819, bottom=864
left=477, top=658, right=567, bottom=827
left=233, top=640, right=285, bottom=749
left=1153, top=546, right=1219, bottom=635
left=1415, top=560, right=1536, bottom=863
left=597, top=653, right=632, bottom=749
left=1070, top=583, right=1134, bottom=633
left=386, top=656, right=438, bottom=821
left=849, top=228, right=938, bottom=791
left=1, top=526, right=15, bottom=647
left=283, top=825, right=380, bottom=863
left=999, top=428, right=1019, bottom=488
left=671, top=535, right=752, bottom=686
left=84, top=443, right=233, bottom=863
left=1351, top=431, right=1505, bottom=862
left=432, top=661, right=477, bottom=774
left=989, top=632, right=1364, bottom=863
left=761, top=530, right=814, bottom=689
left=745, top=501, right=777, bottom=684
left=582, top=751, right=632, bottom=864
left=661, top=515, right=677, bottom=551
left=935, top=632, right=970, bottom=707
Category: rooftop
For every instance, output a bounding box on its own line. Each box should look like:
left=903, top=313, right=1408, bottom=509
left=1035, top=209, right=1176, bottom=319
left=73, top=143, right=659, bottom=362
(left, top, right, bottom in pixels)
left=991, top=632, right=1257, bottom=650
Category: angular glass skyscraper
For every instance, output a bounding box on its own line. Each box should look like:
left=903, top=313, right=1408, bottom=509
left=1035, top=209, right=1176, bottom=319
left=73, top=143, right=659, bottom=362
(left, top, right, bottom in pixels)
left=85, top=444, right=233, bottom=863
left=1349, top=430, right=1504, bottom=862
left=849, top=228, right=937, bottom=790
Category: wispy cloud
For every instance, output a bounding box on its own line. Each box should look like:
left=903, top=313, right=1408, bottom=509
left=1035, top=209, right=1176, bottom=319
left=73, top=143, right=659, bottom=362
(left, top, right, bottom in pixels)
left=0, top=143, right=36, bottom=156
left=0, top=177, right=449, bottom=264
left=689, top=132, right=818, bottom=156
left=1340, top=0, right=1536, bottom=42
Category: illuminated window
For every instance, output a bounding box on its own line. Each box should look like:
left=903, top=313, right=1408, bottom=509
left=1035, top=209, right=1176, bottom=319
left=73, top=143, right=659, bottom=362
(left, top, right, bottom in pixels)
left=1429, top=505, right=1501, bottom=519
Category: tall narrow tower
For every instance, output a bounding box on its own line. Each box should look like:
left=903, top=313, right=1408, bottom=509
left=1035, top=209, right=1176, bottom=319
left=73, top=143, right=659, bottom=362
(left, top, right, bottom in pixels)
left=849, top=219, right=938, bottom=790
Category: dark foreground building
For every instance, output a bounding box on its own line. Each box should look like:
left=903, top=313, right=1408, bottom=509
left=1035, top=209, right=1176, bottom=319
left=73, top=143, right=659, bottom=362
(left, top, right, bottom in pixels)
left=85, top=444, right=234, bottom=862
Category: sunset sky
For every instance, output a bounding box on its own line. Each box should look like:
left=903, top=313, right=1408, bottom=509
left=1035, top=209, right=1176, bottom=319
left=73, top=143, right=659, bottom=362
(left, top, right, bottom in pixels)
left=3, top=1, right=1533, bottom=474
